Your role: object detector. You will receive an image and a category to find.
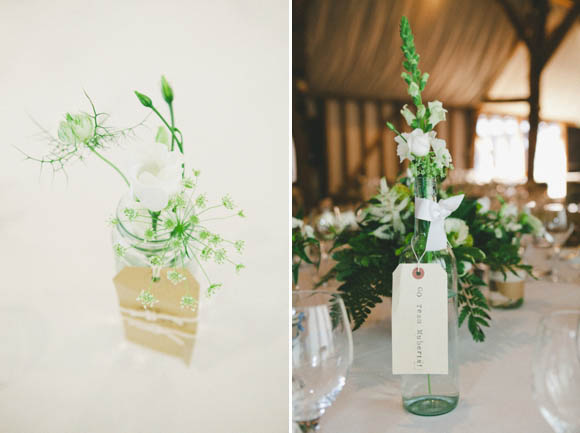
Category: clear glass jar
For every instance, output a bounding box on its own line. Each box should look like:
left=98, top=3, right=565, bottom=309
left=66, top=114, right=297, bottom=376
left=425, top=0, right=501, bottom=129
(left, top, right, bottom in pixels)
left=397, top=176, right=459, bottom=416
left=111, top=194, right=199, bottom=363
left=488, top=270, right=525, bottom=309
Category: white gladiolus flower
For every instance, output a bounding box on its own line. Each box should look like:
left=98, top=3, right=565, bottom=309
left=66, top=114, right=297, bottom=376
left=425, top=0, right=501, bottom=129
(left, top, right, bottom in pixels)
left=395, top=135, right=412, bottom=162
left=428, top=100, right=447, bottom=127
left=430, top=132, right=452, bottom=169
left=445, top=218, right=469, bottom=246
left=408, top=82, right=420, bottom=98
left=129, top=141, right=184, bottom=212
left=70, top=113, right=94, bottom=142
left=476, top=197, right=491, bottom=214
left=400, top=104, right=416, bottom=126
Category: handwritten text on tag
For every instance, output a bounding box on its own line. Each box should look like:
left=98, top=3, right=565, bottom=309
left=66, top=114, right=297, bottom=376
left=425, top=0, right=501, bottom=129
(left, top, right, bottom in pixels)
left=392, top=263, right=448, bottom=375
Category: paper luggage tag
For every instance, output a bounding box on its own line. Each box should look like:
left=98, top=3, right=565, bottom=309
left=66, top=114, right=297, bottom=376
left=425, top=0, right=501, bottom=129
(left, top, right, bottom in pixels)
left=392, top=263, right=448, bottom=375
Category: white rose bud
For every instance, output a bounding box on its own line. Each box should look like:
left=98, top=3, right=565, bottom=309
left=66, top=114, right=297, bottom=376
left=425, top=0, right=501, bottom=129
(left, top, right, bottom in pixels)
left=129, top=141, right=184, bottom=212
left=70, top=113, right=94, bottom=143
left=406, top=128, right=430, bottom=157
left=445, top=218, right=469, bottom=246
left=400, top=104, right=416, bottom=127
left=428, top=100, right=447, bottom=127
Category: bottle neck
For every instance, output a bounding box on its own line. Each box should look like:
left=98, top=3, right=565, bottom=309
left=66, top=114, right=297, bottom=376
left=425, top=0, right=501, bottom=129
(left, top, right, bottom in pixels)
left=413, top=176, right=437, bottom=237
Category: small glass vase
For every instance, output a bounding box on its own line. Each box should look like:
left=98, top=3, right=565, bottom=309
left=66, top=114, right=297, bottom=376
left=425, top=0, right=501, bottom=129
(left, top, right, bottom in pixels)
left=397, top=176, right=460, bottom=416
left=111, top=194, right=199, bottom=364
left=487, top=270, right=525, bottom=309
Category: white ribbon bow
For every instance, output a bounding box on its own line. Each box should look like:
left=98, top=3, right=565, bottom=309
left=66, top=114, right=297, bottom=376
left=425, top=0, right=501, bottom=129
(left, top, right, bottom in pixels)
left=415, top=194, right=464, bottom=251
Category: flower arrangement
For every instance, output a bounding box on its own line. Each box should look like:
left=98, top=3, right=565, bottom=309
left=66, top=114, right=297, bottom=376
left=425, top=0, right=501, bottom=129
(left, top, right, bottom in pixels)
left=292, top=216, right=319, bottom=286
left=21, top=77, right=245, bottom=310
left=318, top=17, right=542, bottom=342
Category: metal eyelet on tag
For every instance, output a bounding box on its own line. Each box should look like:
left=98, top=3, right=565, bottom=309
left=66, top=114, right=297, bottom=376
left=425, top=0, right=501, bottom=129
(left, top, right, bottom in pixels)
left=412, top=267, right=424, bottom=279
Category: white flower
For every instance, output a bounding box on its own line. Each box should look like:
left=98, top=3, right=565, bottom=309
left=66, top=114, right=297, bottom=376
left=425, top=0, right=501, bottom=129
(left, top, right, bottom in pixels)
left=400, top=104, right=416, bottom=127
left=129, top=141, right=184, bottom=212
left=505, top=221, right=522, bottom=232
left=304, top=224, right=315, bottom=239
left=292, top=217, right=303, bottom=229
left=430, top=132, right=451, bottom=169
left=395, top=135, right=412, bottom=162
left=500, top=203, right=518, bottom=219
left=408, top=82, right=420, bottom=98
left=476, top=197, right=491, bottom=214
left=69, top=113, right=93, bottom=142
left=494, top=228, right=503, bottom=238
left=428, top=101, right=447, bottom=127
left=459, top=261, right=472, bottom=276
left=445, top=218, right=469, bottom=246
left=396, top=129, right=431, bottom=162
left=527, top=214, right=544, bottom=236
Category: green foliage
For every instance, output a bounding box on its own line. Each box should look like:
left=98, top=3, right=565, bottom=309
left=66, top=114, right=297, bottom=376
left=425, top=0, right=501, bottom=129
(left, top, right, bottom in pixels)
left=292, top=220, right=320, bottom=285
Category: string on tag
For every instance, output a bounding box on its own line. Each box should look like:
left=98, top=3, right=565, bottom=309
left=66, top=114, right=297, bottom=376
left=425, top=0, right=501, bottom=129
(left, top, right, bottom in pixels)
left=411, top=241, right=427, bottom=275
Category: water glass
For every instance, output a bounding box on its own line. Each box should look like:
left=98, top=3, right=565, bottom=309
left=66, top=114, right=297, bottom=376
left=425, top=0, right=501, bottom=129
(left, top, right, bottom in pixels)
left=533, top=310, right=580, bottom=433
left=292, top=291, right=353, bottom=432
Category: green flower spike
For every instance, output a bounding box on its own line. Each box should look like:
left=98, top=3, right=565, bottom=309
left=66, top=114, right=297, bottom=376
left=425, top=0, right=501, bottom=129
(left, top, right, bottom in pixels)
left=235, top=264, right=245, bottom=273
left=137, top=289, right=159, bottom=309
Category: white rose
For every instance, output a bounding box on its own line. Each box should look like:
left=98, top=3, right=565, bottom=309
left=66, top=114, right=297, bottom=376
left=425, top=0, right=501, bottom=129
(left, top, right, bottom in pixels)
left=476, top=197, right=491, bottom=214
left=400, top=104, right=416, bottom=127
left=129, top=142, right=184, bottom=212
left=445, top=218, right=469, bottom=246
left=58, top=120, right=76, bottom=145
left=70, top=113, right=94, bottom=142
left=428, top=100, right=447, bottom=127
left=406, top=128, right=431, bottom=157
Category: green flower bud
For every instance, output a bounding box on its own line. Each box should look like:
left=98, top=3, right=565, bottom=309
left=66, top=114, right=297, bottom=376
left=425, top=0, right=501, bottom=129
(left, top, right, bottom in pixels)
left=161, top=76, right=174, bottom=103
left=134, top=91, right=152, bottom=108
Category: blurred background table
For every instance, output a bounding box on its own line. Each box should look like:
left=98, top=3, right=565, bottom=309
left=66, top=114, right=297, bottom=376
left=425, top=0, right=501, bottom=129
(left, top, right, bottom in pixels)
left=319, top=279, right=580, bottom=433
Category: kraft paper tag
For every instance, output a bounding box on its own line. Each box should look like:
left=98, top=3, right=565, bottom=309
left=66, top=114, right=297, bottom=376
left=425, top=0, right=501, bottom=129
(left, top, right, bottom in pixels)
left=392, top=263, right=448, bottom=375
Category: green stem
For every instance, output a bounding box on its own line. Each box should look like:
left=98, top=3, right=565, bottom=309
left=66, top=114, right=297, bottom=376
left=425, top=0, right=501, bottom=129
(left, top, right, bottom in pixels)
left=85, top=143, right=130, bottom=186
left=150, top=105, right=183, bottom=154
left=169, top=103, right=176, bottom=152
left=427, top=374, right=432, bottom=395
left=149, top=210, right=161, bottom=233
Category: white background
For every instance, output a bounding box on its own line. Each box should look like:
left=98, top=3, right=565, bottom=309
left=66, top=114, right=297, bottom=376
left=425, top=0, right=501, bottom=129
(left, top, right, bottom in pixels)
left=0, top=0, right=289, bottom=431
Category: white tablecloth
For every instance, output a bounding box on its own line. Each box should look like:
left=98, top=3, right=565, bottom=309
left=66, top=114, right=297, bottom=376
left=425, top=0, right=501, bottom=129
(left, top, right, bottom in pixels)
left=321, top=280, right=580, bottom=433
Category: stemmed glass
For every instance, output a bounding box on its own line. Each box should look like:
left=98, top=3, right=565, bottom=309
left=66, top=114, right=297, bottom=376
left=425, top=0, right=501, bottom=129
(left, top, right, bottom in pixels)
left=292, top=291, right=353, bottom=432
left=532, top=310, right=580, bottom=432
left=542, top=203, right=574, bottom=282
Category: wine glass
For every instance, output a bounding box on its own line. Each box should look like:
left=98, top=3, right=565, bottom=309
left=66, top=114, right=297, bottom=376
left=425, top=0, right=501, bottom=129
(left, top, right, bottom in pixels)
left=533, top=310, right=580, bottom=432
left=542, top=203, right=574, bottom=281
left=292, top=291, right=353, bottom=432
